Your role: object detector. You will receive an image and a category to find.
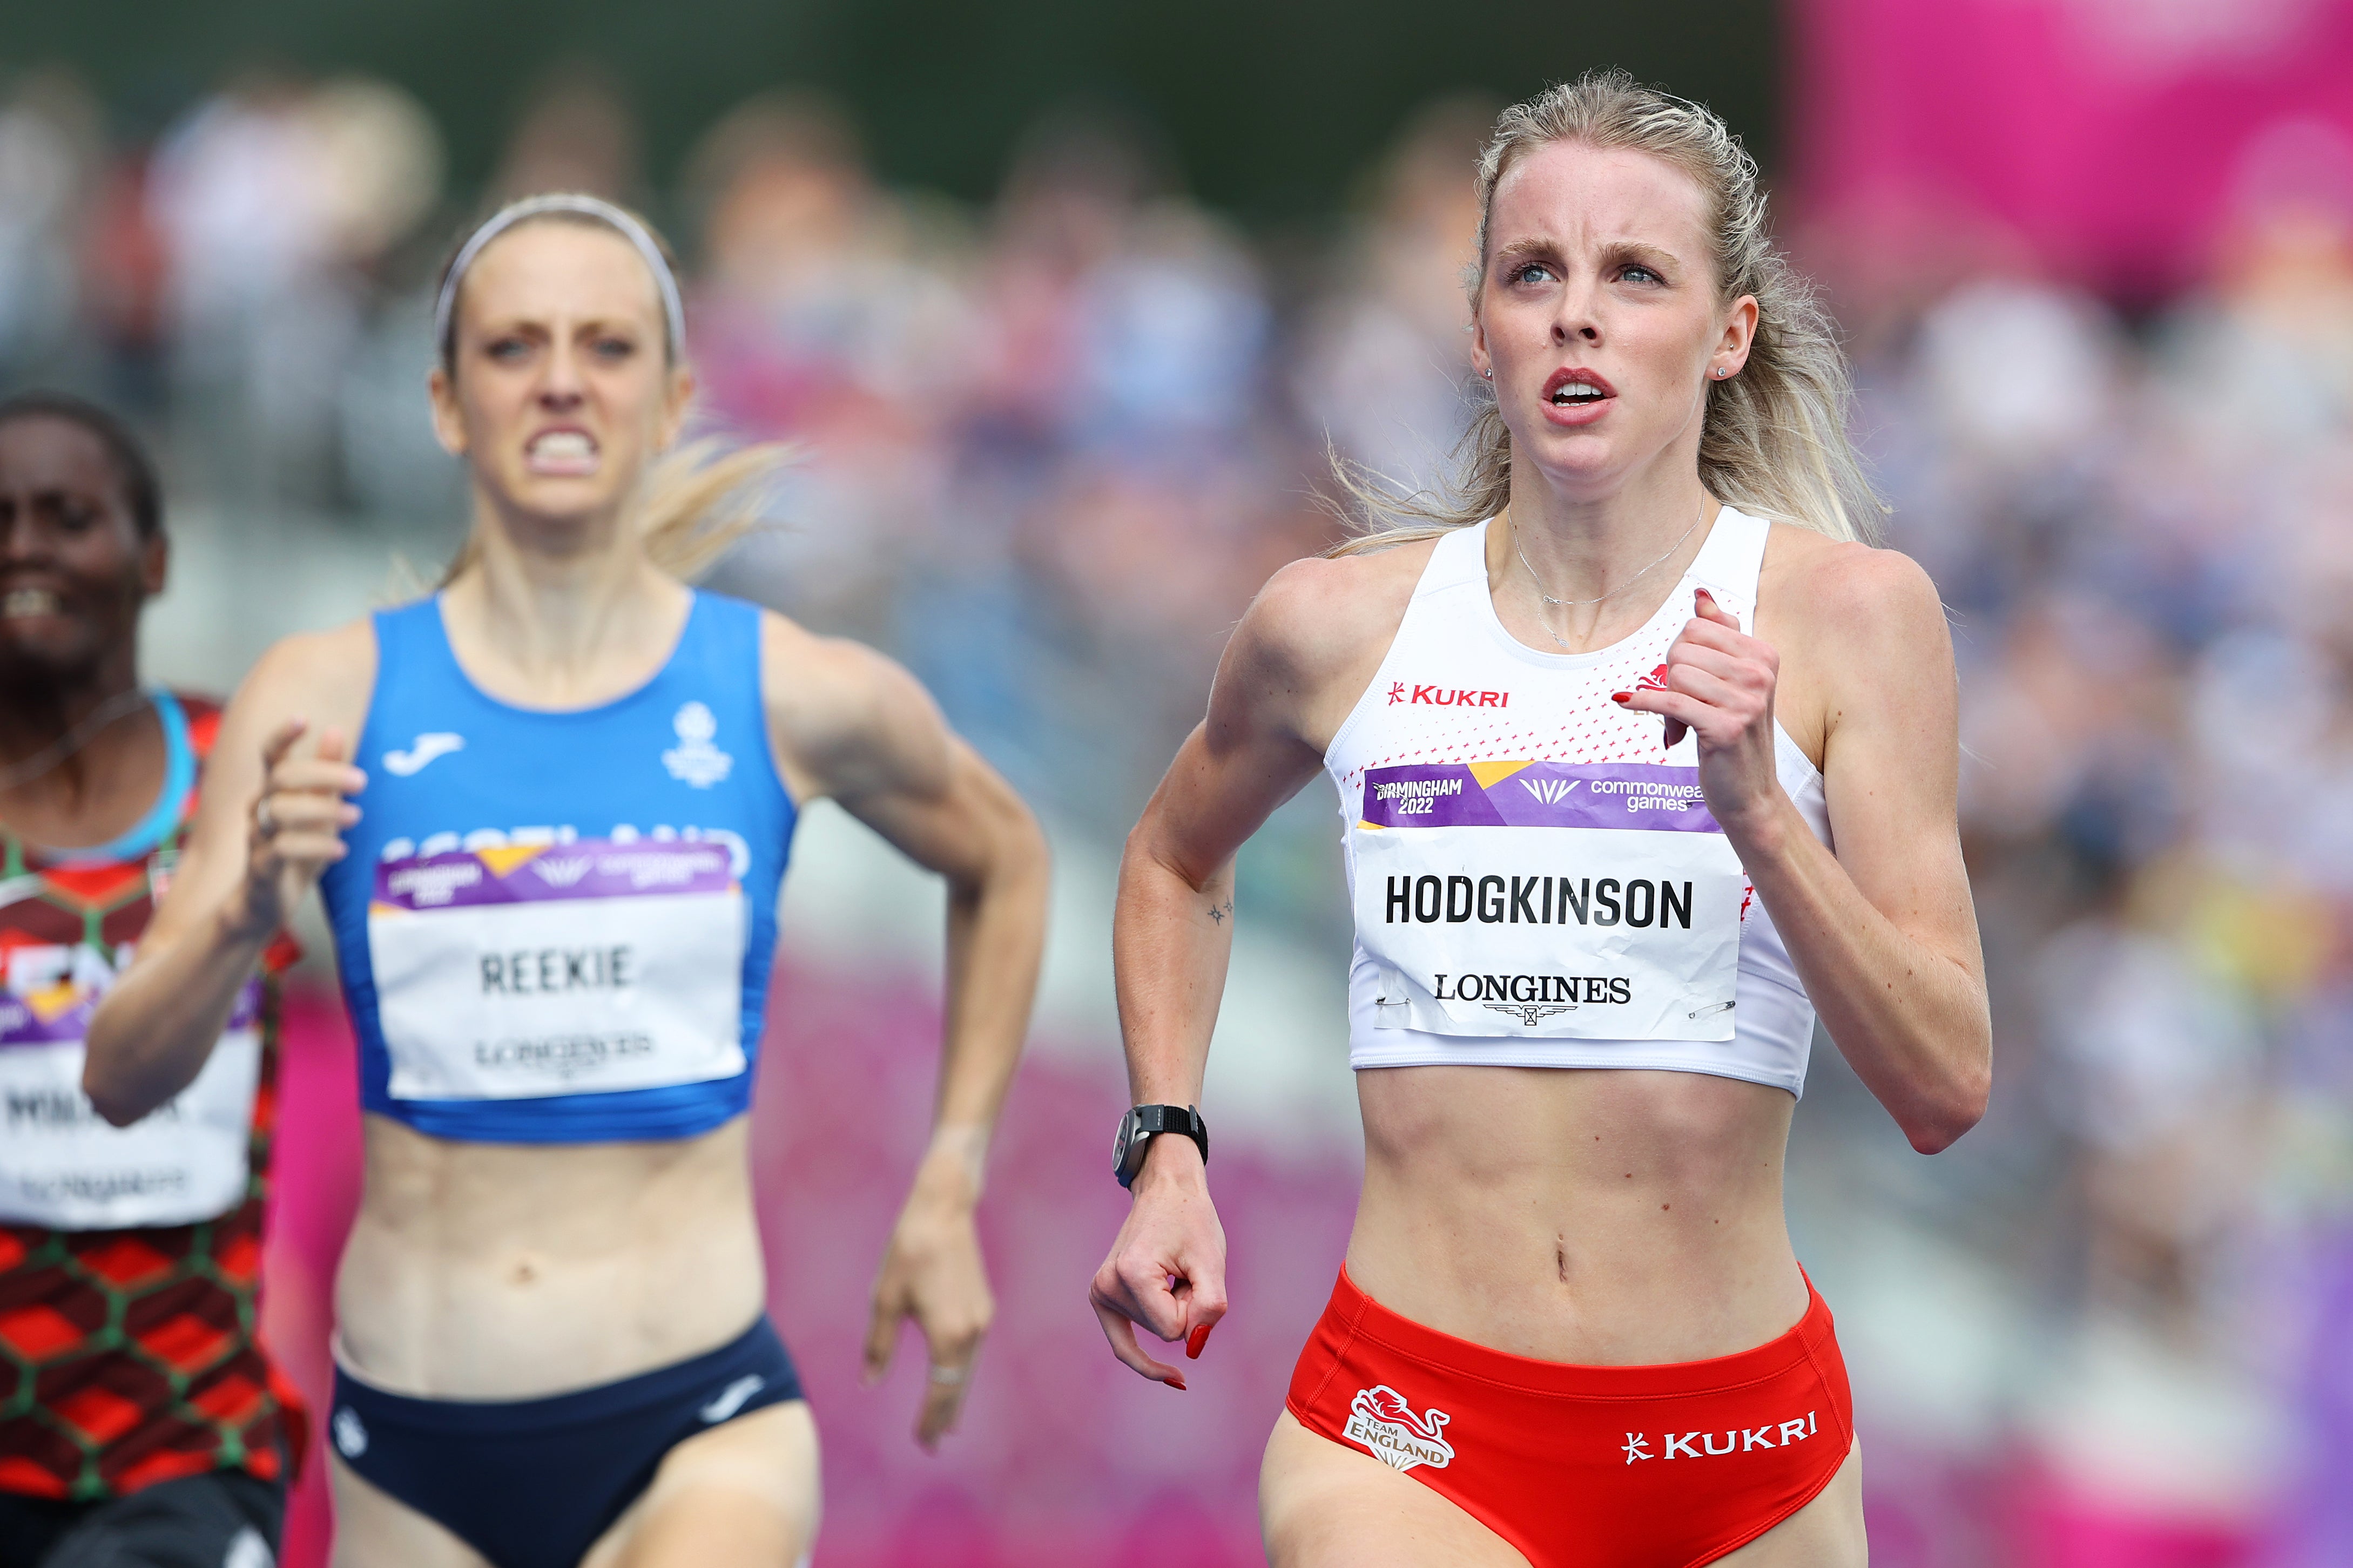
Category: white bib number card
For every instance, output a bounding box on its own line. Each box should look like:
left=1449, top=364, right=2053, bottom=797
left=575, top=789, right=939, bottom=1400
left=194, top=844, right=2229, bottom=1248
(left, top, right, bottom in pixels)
left=1352, top=761, right=1746, bottom=1040
left=0, top=976, right=260, bottom=1229
left=368, top=839, right=747, bottom=1101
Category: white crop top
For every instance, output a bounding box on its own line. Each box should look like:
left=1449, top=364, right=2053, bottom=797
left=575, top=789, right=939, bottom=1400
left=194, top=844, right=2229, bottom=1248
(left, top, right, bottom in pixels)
left=1324, top=508, right=1830, bottom=1096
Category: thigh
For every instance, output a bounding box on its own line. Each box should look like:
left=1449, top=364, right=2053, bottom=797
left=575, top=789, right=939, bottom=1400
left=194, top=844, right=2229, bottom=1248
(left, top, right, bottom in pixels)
left=38, top=1471, right=284, bottom=1568
left=1714, top=1438, right=1865, bottom=1568
left=1261, top=1410, right=1529, bottom=1568
left=328, top=1455, right=492, bottom=1568
left=581, top=1401, right=819, bottom=1568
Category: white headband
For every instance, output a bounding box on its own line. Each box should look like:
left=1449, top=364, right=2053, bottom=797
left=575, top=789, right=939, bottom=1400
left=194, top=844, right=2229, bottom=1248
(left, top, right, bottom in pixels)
left=433, top=193, right=686, bottom=364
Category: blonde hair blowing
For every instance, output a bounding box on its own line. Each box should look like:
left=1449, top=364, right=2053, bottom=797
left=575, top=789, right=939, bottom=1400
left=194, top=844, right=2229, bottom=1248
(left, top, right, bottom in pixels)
left=1333, top=70, right=1883, bottom=555
left=435, top=199, right=793, bottom=585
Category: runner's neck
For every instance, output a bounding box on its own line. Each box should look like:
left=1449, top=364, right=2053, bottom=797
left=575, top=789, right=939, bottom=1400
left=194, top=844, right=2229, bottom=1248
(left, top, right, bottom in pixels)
left=0, top=665, right=165, bottom=847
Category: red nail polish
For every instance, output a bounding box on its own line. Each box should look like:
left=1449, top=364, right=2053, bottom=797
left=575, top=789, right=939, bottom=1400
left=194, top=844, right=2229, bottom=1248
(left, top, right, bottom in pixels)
left=1167, top=1375, right=1188, bottom=1391
left=1187, top=1323, right=1213, bottom=1360
left=1610, top=692, right=1632, bottom=704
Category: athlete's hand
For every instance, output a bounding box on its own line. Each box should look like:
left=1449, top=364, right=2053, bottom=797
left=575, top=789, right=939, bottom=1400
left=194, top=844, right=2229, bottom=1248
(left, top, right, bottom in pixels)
left=228, top=719, right=363, bottom=938
left=1089, top=1133, right=1226, bottom=1389
left=1619, top=589, right=1782, bottom=835
left=865, top=1146, right=995, bottom=1451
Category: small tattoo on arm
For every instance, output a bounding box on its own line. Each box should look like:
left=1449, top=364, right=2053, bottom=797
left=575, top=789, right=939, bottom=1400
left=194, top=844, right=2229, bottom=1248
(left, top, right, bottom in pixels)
left=1207, top=900, right=1232, bottom=925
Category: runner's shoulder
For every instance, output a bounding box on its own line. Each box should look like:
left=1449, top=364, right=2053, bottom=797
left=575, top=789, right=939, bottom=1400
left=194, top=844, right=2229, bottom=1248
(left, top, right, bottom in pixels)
left=237, top=616, right=379, bottom=722
left=1761, top=524, right=1949, bottom=674
left=756, top=609, right=946, bottom=790
left=1236, top=536, right=1437, bottom=690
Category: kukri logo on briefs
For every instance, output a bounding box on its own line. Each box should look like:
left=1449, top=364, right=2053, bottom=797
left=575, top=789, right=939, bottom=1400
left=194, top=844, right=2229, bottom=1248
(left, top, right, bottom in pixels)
left=1622, top=1409, right=1818, bottom=1464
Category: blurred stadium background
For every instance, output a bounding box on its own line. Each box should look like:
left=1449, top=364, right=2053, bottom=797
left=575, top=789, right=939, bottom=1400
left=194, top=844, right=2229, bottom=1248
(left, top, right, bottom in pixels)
left=5, top=0, right=2352, bottom=1562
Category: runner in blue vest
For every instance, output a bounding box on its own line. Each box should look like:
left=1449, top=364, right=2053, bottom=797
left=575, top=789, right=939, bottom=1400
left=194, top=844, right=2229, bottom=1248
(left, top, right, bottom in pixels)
left=87, top=194, right=1050, bottom=1568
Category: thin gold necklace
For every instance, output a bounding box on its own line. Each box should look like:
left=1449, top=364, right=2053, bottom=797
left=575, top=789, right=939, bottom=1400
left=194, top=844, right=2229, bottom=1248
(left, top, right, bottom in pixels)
left=0, top=688, right=152, bottom=795
left=1511, top=505, right=1704, bottom=648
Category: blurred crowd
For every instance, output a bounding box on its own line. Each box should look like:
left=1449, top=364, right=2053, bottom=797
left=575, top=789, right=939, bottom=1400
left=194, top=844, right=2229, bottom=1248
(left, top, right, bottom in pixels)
left=3, top=58, right=2349, bottom=1566
left=1817, top=119, right=2353, bottom=1560
left=0, top=65, right=1495, bottom=894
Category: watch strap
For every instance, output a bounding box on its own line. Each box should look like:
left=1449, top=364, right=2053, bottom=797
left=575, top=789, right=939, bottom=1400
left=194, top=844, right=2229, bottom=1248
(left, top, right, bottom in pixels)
left=1117, top=1103, right=1208, bottom=1187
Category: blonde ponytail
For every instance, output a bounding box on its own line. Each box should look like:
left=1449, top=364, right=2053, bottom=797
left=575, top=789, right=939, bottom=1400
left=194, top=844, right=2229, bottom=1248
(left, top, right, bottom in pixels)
left=1333, top=70, right=1883, bottom=554
left=633, top=436, right=795, bottom=579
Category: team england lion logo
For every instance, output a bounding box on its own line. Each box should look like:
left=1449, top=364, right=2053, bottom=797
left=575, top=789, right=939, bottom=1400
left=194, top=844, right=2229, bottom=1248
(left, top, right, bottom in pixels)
left=1344, top=1384, right=1456, bottom=1472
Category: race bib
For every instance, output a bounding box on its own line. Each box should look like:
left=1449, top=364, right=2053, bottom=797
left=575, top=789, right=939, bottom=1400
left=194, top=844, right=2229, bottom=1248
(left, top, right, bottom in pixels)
left=1352, top=761, right=1746, bottom=1040
left=368, top=838, right=747, bottom=1101
left=0, top=981, right=261, bottom=1230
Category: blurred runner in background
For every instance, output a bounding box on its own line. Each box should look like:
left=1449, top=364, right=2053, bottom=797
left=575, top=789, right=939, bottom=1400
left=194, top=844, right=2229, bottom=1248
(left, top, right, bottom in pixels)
left=0, top=392, right=301, bottom=1566
left=85, top=194, right=1050, bottom=1568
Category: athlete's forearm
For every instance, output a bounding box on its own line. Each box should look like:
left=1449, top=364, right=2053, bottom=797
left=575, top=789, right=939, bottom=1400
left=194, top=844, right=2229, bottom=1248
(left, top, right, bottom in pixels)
left=923, top=795, right=1050, bottom=1199
left=84, top=902, right=270, bottom=1125
left=1111, top=824, right=1237, bottom=1111
left=1734, top=800, right=1990, bottom=1152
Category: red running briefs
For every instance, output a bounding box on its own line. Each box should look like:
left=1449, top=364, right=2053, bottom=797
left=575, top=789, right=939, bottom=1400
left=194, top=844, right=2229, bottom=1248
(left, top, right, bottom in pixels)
left=1285, top=1267, right=1856, bottom=1567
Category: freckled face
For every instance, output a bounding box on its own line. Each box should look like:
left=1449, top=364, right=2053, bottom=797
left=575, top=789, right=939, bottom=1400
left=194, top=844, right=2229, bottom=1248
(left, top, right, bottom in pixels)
left=429, top=221, right=691, bottom=527
left=1470, top=141, right=1754, bottom=497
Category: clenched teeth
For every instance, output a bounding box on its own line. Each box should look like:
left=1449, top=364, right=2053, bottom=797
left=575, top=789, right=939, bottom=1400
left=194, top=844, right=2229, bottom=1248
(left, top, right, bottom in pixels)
left=3, top=588, right=60, bottom=618
left=527, top=431, right=597, bottom=461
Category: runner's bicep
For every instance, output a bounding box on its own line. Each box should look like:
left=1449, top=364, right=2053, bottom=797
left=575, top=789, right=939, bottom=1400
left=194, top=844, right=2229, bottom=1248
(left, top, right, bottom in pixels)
left=143, top=632, right=370, bottom=952
left=837, top=734, right=1031, bottom=888
left=1816, top=585, right=1977, bottom=970
left=139, top=658, right=300, bottom=952
left=1135, top=720, right=1320, bottom=894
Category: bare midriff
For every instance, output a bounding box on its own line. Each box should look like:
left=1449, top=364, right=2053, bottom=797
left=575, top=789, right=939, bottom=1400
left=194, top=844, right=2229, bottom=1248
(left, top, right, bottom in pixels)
left=1345, top=1065, right=1806, bottom=1368
left=334, top=1112, right=766, bottom=1400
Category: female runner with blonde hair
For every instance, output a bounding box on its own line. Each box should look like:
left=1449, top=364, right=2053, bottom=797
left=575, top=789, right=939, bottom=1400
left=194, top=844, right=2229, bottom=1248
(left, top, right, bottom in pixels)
left=89, top=193, right=1050, bottom=1567
left=1091, top=72, right=1987, bottom=1567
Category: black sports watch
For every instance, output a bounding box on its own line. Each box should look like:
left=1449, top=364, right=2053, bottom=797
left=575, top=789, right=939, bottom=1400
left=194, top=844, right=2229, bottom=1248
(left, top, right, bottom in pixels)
left=1114, top=1104, right=1209, bottom=1189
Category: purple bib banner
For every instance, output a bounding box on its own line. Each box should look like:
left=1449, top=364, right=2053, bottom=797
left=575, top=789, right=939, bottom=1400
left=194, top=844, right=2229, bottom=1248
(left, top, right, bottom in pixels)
left=372, top=839, right=734, bottom=913
left=1, top=974, right=260, bottom=1049
left=1359, top=762, right=1723, bottom=834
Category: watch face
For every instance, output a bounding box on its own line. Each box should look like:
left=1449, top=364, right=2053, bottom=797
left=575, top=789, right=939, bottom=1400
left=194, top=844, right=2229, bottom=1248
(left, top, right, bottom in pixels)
left=1113, top=1111, right=1138, bottom=1177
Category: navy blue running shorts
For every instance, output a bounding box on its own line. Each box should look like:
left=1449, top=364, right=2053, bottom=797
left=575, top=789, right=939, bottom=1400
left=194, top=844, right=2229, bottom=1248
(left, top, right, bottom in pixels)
left=328, top=1314, right=803, bottom=1568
